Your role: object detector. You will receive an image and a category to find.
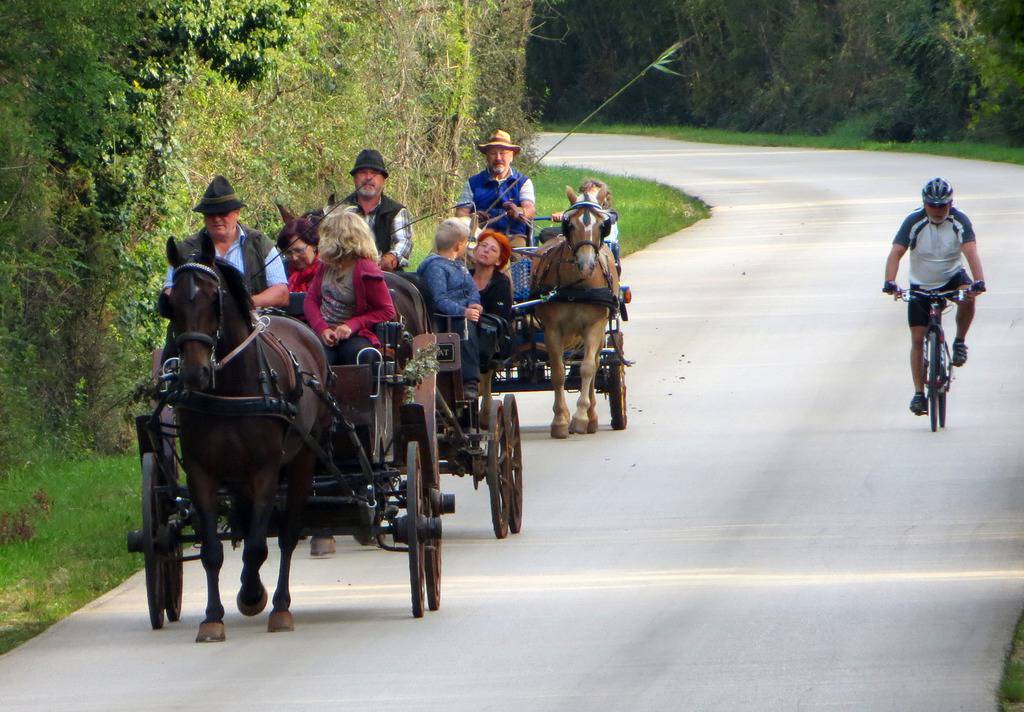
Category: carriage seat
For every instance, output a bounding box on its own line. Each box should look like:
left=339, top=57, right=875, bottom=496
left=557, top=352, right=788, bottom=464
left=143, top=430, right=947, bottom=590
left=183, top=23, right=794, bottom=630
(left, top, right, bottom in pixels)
left=287, top=291, right=306, bottom=318
left=391, top=271, right=434, bottom=316
left=538, top=226, right=562, bottom=244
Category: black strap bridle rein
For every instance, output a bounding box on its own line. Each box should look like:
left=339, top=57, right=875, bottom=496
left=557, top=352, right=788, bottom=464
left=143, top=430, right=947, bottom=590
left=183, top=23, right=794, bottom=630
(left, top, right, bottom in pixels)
left=172, top=261, right=225, bottom=353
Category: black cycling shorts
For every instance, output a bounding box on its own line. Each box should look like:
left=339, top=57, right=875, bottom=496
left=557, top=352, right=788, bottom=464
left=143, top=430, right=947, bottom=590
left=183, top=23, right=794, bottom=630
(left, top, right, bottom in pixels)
left=908, top=269, right=970, bottom=327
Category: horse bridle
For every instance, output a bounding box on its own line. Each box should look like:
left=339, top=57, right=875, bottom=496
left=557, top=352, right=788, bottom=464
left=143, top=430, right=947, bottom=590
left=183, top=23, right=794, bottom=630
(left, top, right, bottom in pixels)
left=562, top=200, right=609, bottom=257
left=172, top=262, right=225, bottom=353
left=171, top=262, right=270, bottom=386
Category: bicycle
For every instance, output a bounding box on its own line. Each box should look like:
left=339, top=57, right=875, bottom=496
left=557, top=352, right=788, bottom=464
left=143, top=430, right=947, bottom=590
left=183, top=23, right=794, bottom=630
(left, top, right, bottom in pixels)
left=896, top=287, right=969, bottom=432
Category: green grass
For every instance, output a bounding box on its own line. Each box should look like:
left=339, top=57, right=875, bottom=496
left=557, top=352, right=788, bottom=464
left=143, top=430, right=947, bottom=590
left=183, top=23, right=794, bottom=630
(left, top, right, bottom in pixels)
left=0, top=454, right=140, bottom=654
left=408, top=164, right=708, bottom=266
left=531, top=165, right=709, bottom=257
left=544, top=122, right=1024, bottom=167
left=1001, top=608, right=1024, bottom=711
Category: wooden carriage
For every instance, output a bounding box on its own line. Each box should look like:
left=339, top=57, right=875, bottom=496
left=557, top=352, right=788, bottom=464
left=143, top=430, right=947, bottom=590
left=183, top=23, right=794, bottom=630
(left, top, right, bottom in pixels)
left=127, top=315, right=454, bottom=629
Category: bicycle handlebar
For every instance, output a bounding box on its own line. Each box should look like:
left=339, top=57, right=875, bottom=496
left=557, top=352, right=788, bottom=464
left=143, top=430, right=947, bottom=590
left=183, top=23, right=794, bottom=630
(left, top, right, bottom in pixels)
left=895, top=288, right=970, bottom=303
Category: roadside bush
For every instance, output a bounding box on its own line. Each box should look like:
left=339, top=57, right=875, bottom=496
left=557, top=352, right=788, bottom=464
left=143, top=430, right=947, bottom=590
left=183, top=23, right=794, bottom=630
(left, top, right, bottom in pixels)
left=0, top=0, right=535, bottom=471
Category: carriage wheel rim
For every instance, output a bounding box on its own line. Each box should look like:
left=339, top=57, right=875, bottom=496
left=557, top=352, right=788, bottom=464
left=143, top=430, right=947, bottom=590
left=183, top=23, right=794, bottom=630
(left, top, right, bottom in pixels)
left=406, top=442, right=425, bottom=617
left=503, top=395, right=524, bottom=534
left=486, top=401, right=509, bottom=539
left=141, top=454, right=166, bottom=629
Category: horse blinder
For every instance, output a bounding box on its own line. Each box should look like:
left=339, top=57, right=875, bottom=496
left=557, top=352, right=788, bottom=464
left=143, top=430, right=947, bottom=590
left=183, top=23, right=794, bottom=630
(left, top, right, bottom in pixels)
left=171, top=263, right=225, bottom=384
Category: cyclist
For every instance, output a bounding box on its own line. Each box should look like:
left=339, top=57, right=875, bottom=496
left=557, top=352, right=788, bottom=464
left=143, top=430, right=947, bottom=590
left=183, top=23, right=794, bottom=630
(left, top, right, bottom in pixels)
left=882, top=177, right=986, bottom=416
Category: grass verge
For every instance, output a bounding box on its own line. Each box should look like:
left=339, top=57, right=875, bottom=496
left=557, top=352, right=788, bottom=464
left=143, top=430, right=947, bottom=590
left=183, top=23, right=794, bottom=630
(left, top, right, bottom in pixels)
left=0, top=454, right=139, bottom=655
left=408, top=164, right=708, bottom=265
left=531, top=165, right=709, bottom=257
left=1001, top=608, right=1024, bottom=710
left=544, top=122, right=1024, bottom=167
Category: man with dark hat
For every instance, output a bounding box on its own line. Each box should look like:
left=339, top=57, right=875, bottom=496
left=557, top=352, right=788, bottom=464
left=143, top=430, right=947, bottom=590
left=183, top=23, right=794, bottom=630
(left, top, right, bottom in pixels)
left=163, top=175, right=289, bottom=307
left=341, top=149, right=413, bottom=272
left=455, top=129, right=536, bottom=244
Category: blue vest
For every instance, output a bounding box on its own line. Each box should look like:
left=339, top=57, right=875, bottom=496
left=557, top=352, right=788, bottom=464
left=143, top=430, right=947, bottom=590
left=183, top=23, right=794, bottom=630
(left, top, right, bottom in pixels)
left=467, top=168, right=530, bottom=236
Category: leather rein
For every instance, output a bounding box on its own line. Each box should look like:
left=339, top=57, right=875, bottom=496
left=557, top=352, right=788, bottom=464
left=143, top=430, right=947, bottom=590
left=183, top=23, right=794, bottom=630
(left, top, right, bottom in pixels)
left=169, top=262, right=293, bottom=416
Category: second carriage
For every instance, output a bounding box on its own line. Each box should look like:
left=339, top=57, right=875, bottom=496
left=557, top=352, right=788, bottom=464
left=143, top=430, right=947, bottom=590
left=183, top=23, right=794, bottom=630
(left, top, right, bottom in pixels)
left=484, top=215, right=632, bottom=432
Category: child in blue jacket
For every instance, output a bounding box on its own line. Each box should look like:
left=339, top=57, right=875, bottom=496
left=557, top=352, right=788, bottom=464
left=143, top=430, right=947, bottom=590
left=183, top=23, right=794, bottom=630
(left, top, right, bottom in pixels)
left=417, top=218, right=482, bottom=397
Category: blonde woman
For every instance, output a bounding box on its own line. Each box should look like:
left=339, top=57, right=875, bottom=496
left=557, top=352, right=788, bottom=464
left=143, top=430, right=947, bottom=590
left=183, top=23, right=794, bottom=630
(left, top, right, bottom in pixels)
left=303, top=209, right=396, bottom=365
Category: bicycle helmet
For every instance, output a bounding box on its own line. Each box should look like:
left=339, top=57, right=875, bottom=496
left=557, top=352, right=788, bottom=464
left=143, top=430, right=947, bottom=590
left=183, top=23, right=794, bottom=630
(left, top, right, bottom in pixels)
left=922, top=177, right=953, bottom=205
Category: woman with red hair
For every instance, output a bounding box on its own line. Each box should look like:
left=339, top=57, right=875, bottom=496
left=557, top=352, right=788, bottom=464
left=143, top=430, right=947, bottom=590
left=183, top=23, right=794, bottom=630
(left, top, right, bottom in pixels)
left=471, top=229, right=514, bottom=370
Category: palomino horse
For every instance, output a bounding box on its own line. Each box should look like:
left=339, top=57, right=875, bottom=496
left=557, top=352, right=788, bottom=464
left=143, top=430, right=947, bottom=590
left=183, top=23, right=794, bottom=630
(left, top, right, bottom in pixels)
left=166, top=233, right=330, bottom=642
left=532, top=186, right=620, bottom=438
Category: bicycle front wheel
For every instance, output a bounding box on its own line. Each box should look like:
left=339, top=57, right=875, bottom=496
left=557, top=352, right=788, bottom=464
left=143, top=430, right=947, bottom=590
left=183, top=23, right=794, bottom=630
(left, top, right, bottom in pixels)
left=927, top=330, right=940, bottom=433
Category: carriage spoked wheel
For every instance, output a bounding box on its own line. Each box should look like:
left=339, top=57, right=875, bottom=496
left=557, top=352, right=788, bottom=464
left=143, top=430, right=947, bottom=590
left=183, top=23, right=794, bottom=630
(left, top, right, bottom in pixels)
left=405, top=442, right=427, bottom=618
left=141, top=454, right=171, bottom=631
left=502, top=395, right=524, bottom=535
left=424, top=490, right=442, bottom=613
left=163, top=536, right=183, bottom=623
left=485, top=400, right=510, bottom=539
left=608, top=333, right=628, bottom=431
left=155, top=448, right=184, bottom=623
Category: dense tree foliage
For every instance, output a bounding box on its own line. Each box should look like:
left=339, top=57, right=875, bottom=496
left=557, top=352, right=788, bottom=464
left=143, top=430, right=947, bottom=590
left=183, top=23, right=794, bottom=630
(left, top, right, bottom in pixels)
left=0, top=0, right=533, bottom=469
left=527, top=0, right=1018, bottom=143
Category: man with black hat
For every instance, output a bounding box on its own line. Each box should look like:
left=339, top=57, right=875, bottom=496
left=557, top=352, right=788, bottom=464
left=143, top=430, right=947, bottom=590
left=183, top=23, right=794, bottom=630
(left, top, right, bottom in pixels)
left=163, top=175, right=289, bottom=307
left=341, top=149, right=413, bottom=272
left=455, top=129, right=536, bottom=245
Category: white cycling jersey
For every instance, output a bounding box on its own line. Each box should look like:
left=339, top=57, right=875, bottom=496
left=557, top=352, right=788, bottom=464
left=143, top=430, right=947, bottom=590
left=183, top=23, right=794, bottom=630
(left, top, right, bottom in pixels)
left=892, top=206, right=975, bottom=289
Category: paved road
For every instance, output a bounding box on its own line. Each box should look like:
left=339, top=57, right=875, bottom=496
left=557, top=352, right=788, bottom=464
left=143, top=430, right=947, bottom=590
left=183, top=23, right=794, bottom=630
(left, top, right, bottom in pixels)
left=3, top=133, right=1024, bottom=711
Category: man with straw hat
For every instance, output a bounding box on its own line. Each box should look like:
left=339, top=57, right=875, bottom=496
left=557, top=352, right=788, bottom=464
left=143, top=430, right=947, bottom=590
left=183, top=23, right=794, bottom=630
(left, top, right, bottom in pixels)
left=163, top=175, right=288, bottom=308
left=455, top=130, right=536, bottom=244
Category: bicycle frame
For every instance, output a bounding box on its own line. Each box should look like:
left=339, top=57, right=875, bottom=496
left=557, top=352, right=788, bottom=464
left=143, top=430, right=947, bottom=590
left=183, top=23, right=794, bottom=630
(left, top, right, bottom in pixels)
left=900, top=288, right=966, bottom=431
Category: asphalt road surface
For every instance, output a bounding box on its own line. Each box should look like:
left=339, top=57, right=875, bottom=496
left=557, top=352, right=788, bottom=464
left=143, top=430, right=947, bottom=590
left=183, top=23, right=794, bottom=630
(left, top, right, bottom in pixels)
left=2, top=133, right=1024, bottom=711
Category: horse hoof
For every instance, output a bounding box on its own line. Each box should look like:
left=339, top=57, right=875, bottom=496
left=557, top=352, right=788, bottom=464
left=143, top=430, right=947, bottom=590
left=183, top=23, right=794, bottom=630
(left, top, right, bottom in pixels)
left=310, top=535, right=336, bottom=557
left=237, top=585, right=268, bottom=617
left=570, top=418, right=589, bottom=434
left=551, top=423, right=569, bottom=439
left=196, top=621, right=225, bottom=643
left=586, top=419, right=599, bottom=434
left=268, top=610, right=294, bottom=633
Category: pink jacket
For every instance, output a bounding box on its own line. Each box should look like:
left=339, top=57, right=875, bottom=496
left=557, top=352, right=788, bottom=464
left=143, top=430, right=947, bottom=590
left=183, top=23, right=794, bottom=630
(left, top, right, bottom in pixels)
left=303, top=259, right=396, bottom=347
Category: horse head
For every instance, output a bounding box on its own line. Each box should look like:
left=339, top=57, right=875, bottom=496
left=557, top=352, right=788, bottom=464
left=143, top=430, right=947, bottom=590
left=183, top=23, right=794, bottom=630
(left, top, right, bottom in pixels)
left=276, top=202, right=324, bottom=260
left=562, top=186, right=610, bottom=276
left=166, top=233, right=251, bottom=390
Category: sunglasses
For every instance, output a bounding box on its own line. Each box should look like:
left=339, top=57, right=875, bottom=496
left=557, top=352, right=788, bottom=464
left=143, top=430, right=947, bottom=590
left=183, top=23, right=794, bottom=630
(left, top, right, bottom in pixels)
left=924, top=202, right=950, bottom=209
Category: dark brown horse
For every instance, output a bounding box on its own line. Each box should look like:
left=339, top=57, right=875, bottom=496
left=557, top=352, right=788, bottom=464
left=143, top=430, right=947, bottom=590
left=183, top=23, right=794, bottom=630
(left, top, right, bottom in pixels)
left=166, top=232, right=330, bottom=642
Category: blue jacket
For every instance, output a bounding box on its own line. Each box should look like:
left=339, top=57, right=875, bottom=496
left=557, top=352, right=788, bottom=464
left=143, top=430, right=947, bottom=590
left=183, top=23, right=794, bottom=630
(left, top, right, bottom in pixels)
left=417, top=254, right=480, bottom=316
left=465, top=168, right=531, bottom=237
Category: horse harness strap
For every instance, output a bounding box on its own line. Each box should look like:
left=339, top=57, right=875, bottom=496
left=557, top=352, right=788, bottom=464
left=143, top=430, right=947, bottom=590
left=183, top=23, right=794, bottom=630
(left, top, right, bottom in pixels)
left=258, top=329, right=303, bottom=401
left=550, top=286, right=619, bottom=310
left=214, top=313, right=268, bottom=372
left=531, top=239, right=619, bottom=314
left=168, top=389, right=297, bottom=418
